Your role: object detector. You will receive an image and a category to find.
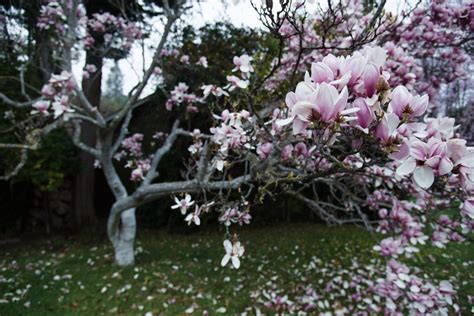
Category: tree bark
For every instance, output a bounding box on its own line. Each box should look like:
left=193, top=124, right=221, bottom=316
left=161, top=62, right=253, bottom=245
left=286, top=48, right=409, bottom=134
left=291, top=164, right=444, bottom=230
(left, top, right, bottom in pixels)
left=74, top=51, right=102, bottom=227
left=111, top=208, right=137, bottom=267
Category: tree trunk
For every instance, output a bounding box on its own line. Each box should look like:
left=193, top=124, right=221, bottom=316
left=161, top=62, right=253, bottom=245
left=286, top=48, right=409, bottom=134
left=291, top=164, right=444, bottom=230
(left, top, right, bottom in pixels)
left=111, top=208, right=137, bottom=267
left=74, top=51, right=103, bottom=227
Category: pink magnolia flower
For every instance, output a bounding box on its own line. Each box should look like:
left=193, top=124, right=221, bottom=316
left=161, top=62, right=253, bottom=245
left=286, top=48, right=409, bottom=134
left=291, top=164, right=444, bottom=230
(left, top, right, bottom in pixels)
left=31, top=100, right=50, bottom=116
left=375, top=112, right=400, bottom=143
left=171, top=194, right=195, bottom=215
left=41, top=84, right=56, bottom=97
left=52, top=95, right=73, bottom=118
left=257, top=142, right=273, bottom=159
left=130, top=167, right=144, bottom=181
left=232, top=54, right=253, bottom=74
left=294, top=142, right=308, bottom=158
left=221, top=240, right=244, bottom=269
left=281, top=144, right=294, bottom=160
left=396, top=138, right=453, bottom=188
left=353, top=98, right=375, bottom=129
left=340, top=52, right=367, bottom=86
left=196, top=56, right=208, bottom=68
left=295, top=83, right=351, bottom=123
left=180, top=55, right=190, bottom=64
left=448, top=141, right=474, bottom=188
left=363, top=63, right=380, bottom=97
left=226, top=75, right=249, bottom=91
left=388, top=86, right=428, bottom=120
left=279, top=83, right=355, bottom=134
left=308, top=61, right=334, bottom=84
left=201, top=85, right=229, bottom=99
left=373, top=237, right=403, bottom=257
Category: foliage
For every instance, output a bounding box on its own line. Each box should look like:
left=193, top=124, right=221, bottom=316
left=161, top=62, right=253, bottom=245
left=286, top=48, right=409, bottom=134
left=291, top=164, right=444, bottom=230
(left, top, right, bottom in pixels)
left=14, top=129, right=78, bottom=192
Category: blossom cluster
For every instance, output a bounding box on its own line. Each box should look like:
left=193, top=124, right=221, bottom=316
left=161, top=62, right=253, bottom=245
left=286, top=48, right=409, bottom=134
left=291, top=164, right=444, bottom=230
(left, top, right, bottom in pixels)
left=164, top=53, right=252, bottom=111
left=115, top=133, right=152, bottom=182
left=85, top=12, right=142, bottom=51
left=36, top=1, right=67, bottom=35
left=31, top=71, right=75, bottom=119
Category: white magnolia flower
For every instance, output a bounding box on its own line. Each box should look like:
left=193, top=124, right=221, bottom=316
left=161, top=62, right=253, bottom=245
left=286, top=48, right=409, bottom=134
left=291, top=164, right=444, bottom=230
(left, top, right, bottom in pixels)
left=221, top=240, right=244, bottom=269
left=185, top=205, right=201, bottom=226
left=171, top=194, right=194, bottom=215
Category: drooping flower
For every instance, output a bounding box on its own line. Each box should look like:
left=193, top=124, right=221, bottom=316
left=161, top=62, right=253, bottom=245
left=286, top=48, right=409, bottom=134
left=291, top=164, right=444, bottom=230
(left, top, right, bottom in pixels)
left=232, top=54, right=253, bottom=74
left=185, top=205, right=201, bottom=226
left=221, top=240, right=244, bottom=269
left=31, top=100, right=50, bottom=116
left=171, top=194, right=195, bottom=215
left=226, top=75, right=249, bottom=91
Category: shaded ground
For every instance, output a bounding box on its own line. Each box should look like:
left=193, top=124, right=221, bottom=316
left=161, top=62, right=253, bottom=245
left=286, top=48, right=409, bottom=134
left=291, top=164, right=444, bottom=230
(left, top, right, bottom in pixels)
left=0, top=224, right=473, bottom=315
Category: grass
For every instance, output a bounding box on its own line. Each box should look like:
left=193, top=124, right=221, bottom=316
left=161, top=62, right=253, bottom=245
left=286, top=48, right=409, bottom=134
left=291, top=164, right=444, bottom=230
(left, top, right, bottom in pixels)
left=0, top=223, right=473, bottom=315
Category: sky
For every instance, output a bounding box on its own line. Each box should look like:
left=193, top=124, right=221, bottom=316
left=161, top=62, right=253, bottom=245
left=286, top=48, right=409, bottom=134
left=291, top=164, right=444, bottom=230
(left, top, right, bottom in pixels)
left=71, top=0, right=409, bottom=97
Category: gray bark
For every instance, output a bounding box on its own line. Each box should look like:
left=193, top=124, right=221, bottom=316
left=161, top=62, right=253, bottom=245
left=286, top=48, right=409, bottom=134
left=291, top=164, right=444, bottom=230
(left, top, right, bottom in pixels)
left=112, top=209, right=136, bottom=267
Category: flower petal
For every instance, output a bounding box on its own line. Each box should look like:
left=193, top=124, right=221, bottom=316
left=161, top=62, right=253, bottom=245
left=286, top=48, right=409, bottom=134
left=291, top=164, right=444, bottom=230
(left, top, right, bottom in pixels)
left=413, top=166, right=435, bottom=188
left=223, top=240, right=233, bottom=254
left=396, top=157, right=417, bottom=176
left=221, top=254, right=230, bottom=267
left=231, top=256, right=241, bottom=269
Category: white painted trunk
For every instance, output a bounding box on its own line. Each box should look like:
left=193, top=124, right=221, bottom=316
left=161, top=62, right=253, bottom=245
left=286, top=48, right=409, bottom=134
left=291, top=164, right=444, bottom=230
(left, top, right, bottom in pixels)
left=112, top=209, right=136, bottom=267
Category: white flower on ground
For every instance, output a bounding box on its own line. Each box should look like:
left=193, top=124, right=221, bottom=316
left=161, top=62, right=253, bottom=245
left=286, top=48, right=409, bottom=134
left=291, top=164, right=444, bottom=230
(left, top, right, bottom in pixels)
left=171, top=194, right=195, bottom=215
left=221, top=240, right=245, bottom=269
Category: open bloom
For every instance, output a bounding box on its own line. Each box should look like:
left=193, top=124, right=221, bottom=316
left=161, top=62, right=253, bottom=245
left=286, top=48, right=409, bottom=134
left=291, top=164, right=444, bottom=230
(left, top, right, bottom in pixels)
left=201, top=85, right=229, bottom=99
left=171, top=194, right=195, bottom=215
left=279, top=82, right=356, bottom=134
left=388, top=86, right=428, bottom=120
left=396, top=138, right=453, bottom=188
left=232, top=54, right=253, bottom=74
left=185, top=205, right=201, bottom=225
left=31, top=100, right=50, bottom=116
left=292, top=83, right=350, bottom=123
left=373, top=237, right=403, bottom=257
left=226, top=75, right=249, bottom=91
left=221, top=240, right=244, bottom=269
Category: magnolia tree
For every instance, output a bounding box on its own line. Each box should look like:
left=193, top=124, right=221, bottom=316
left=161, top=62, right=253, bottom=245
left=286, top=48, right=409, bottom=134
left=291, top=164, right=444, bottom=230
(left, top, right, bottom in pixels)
left=1, top=0, right=473, bottom=314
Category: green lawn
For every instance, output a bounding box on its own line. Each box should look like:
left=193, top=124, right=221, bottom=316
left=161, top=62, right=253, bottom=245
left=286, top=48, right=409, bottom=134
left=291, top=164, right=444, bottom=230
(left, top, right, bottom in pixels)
left=0, top=224, right=473, bottom=315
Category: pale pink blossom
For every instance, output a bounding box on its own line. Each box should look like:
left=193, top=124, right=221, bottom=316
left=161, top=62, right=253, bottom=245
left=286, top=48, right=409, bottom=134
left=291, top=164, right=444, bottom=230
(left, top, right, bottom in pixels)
left=31, top=100, right=50, bottom=116
left=221, top=240, right=244, bottom=269
left=232, top=54, right=253, bottom=74
left=171, top=194, right=195, bottom=215
left=389, top=86, right=428, bottom=120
